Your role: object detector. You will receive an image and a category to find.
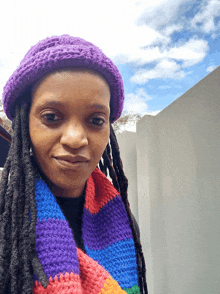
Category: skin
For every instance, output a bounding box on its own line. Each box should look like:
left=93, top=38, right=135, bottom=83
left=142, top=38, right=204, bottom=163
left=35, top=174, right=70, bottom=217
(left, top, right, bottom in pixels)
left=29, top=68, right=111, bottom=198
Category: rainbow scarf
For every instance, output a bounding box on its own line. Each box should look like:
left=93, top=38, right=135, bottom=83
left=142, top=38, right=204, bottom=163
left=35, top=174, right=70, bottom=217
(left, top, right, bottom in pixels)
left=33, top=167, right=140, bottom=293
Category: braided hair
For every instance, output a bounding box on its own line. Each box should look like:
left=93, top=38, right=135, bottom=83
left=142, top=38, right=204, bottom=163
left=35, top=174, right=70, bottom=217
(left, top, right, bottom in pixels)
left=0, top=101, right=148, bottom=293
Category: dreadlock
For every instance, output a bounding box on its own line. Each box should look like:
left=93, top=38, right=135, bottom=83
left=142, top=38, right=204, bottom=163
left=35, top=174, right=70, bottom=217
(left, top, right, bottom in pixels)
left=0, top=102, right=148, bottom=294
left=99, top=126, right=148, bottom=294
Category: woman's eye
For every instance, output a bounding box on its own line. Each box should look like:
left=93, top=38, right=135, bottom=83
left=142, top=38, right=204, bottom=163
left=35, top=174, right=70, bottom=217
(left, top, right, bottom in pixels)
left=91, top=117, right=105, bottom=126
left=43, top=113, right=60, bottom=122
left=42, top=113, right=105, bottom=126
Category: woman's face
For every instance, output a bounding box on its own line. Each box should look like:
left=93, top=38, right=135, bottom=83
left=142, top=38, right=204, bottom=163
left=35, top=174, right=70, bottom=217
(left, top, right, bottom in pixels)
left=29, top=68, right=111, bottom=198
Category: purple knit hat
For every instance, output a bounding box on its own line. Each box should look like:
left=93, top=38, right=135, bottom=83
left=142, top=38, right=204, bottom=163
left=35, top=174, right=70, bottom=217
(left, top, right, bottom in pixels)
left=2, top=34, right=124, bottom=123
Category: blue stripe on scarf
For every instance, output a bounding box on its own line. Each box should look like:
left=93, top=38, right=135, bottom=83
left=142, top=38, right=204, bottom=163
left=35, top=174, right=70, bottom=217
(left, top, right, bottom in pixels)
left=35, top=178, right=65, bottom=221
left=85, top=238, right=139, bottom=289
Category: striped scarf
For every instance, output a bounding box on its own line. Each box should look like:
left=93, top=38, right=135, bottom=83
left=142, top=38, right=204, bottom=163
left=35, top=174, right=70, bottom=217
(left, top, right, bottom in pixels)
left=33, top=167, right=140, bottom=293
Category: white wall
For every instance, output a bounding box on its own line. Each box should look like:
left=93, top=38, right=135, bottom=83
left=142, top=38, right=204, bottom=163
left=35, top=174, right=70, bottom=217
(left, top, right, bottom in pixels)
left=116, top=65, right=220, bottom=294
left=115, top=131, right=139, bottom=224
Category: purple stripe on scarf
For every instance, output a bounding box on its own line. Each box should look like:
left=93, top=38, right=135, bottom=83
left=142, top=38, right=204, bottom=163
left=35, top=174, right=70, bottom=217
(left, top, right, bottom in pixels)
left=35, top=218, right=80, bottom=279
left=82, top=196, right=133, bottom=250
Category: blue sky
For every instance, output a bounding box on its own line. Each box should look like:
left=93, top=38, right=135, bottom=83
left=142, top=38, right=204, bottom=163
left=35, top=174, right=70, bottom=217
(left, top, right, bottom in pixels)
left=0, top=0, right=219, bottom=132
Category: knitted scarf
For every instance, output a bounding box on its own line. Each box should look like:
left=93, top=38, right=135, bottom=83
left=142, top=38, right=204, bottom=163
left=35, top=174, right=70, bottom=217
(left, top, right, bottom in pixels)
left=33, top=167, right=140, bottom=294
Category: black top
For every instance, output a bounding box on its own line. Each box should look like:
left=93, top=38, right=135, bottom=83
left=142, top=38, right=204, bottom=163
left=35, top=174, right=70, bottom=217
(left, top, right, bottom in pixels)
left=55, top=186, right=87, bottom=253
left=55, top=187, right=140, bottom=253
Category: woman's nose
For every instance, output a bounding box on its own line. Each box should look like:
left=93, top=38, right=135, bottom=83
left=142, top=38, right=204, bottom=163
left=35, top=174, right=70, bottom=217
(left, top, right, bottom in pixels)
left=60, top=124, right=88, bottom=149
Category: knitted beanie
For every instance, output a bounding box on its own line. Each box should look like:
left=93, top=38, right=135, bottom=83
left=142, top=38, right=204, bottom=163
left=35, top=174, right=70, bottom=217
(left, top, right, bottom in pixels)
left=2, top=34, right=124, bottom=123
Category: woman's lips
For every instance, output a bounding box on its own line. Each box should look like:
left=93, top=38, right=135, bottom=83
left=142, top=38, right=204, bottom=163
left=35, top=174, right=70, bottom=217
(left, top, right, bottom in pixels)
left=55, top=158, right=88, bottom=169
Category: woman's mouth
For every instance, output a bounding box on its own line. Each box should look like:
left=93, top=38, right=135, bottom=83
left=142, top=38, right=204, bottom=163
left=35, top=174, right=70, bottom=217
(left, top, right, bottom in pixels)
left=55, top=158, right=88, bottom=170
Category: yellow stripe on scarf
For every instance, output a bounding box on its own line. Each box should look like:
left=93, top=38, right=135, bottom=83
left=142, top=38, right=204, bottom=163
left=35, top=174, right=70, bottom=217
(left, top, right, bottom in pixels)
left=99, top=276, right=127, bottom=294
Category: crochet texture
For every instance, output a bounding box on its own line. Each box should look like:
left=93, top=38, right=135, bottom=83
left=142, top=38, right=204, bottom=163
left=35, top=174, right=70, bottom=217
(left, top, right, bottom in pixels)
left=33, top=167, right=140, bottom=294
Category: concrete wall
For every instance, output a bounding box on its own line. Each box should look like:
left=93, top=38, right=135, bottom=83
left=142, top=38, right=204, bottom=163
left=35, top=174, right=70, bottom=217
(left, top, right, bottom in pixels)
left=116, top=65, right=220, bottom=294
left=115, top=131, right=139, bottom=224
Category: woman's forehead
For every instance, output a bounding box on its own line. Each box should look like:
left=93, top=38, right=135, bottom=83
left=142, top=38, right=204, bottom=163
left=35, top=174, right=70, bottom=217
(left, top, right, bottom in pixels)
left=32, top=68, right=110, bottom=94
left=30, top=68, right=111, bottom=111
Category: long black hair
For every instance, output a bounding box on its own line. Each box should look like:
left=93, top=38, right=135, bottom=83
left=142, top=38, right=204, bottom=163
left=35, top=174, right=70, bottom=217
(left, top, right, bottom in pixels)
left=0, top=101, right=148, bottom=293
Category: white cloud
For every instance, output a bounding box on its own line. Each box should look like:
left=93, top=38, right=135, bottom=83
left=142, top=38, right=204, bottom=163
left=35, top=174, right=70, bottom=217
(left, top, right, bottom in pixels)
left=112, top=46, right=166, bottom=66
left=130, top=59, right=186, bottom=84
left=116, top=92, right=162, bottom=133
left=0, top=0, right=204, bottom=71
left=167, top=38, right=209, bottom=67
left=112, top=36, right=209, bottom=71
left=0, top=0, right=215, bottom=100
left=134, top=0, right=192, bottom=29
left=207, top=65, right=218, bottom=72
left=1, top=0, right=165, bottom=61
left=162, top=24, right=183, bottom=36
left=0, top=51, right=25, bottom=104
left=123, top=88, right=154, bottom=117
left=191, top=0, right=220, bottom=33
left=128, top=37, right=209, bottom=84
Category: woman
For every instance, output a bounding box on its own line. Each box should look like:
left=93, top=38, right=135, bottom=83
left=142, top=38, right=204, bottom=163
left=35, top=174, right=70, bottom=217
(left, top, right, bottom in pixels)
left=0, top=35, right=148, bottom=294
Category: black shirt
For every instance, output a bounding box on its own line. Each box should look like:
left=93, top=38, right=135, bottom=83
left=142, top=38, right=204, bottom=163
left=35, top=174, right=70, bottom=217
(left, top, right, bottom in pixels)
left=55, top=186, right=86, bottom=253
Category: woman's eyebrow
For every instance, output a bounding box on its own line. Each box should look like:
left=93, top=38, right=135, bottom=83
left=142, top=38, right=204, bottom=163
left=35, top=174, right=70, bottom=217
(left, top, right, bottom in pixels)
left=36, top=100, right=110, bottom=112
left=88, top=103, right=110, bottom=113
